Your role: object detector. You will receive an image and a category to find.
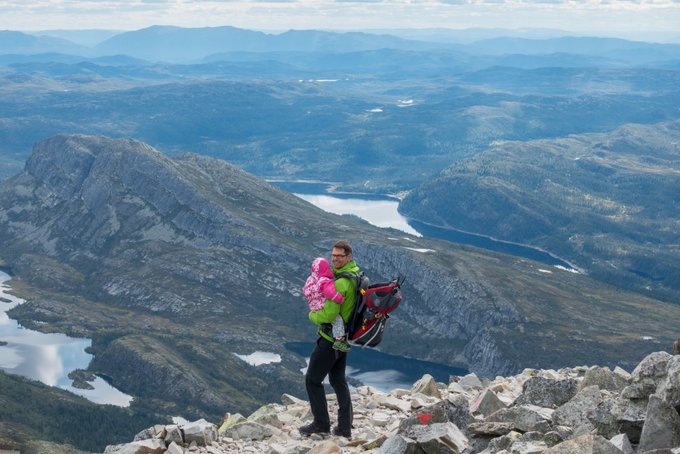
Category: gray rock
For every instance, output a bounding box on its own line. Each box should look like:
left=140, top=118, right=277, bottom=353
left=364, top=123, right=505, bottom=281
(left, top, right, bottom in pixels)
left=218, top=413, right=246, bottom=434
left=638, top=394, right=680, bottom=452
left=398, top=399, right=471, bottom=435
left=132, top=426, right=157, bottom=441
left=580, top=367, right=629, bottom=393
left=407, top=422, right=468, bottom=453
left=485, top=406, right=552, bottom=433
left=552, top=385, right=604, bottom=431
left=515, top=376, right=579, bottom=408
left=543, top=431, right=565, bottom=448
left=412, top=374, right=441, bottom=398
left=458, top=373, right=484, bottom=391
left=308, top=440, right=341, bottom=454
left=633, top=352, right=674, bottom=380
left=623, top=351, right=673, bottom=400
left=164, top=425, right=183, bottom=445
left=165, top=442, right=184, bottom=454
left=657, top=355, right=680, bottom=408
left=486, top=431, right=523, bottom=453
left=103, top=439, right=166, bottom=454
left=470, top=389, right=507, bottom=417
left=542, top=434, right=621, bottom=453
left=508, top=439, right=548, bottom=453
left=221, top=421, right=279, bottom=441
left=247, top=403, right=285, bottom=428
left=182, top=418, right=217, bottom=446
left=611, top=397, right=646, bottom=444
left=467, top=421, right=515, bottom=437
left=281, top=393, right=306, bottom=406
left=589, top=398, right=623, bottom=439
left=377, top=435, right=423, bottom=454
left=608, top=433, right=634, bottom=454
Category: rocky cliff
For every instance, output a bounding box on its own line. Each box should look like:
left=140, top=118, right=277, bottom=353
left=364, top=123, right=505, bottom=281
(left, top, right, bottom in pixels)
left=105, top=351, right=680, bottom=453
left=1, top=135, right=679, bottom=421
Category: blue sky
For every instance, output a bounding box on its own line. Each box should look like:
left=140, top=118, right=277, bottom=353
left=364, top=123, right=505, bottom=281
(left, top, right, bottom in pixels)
left=2, top=0, right=680, bottom=42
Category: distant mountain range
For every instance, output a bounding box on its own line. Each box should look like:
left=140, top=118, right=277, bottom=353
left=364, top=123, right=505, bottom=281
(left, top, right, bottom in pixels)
left=2, top=26, right=680, bottom=64
left=1, top=134, right=679, bottom=424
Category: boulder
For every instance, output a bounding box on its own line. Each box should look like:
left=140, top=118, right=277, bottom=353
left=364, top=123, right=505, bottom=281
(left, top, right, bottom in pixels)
left=218, top=413, right=246, bottom=433
left=103, top=439, right=166, bottom=454
left=398, top=399, right=470, bottom=435
left=608, top=433, right=634, bottom=454
left=406, top=422, right=469, bottom=453
left=579, top=367, right=628, bottom=393
left=622, top=351, right=673, bottom=400
left=165, top=442, right=183, bottom=454
left=221, top=421, right=280, bottom=441
left=515, top=376, right=578, bottom=408
left=458, top=373, right=484, bottom=391
left=377, top=435, right=421, bottom=454
left=543, top=434, right=621, bottom=453
left=657, top=355, right=680, bottom=408
left=163, top=424, right=183, bottom=445
left=470, top=389, right=507, bottom=417
left=485, top=406, right=552, bottom=433
left=637, top=394, right=680, bottom=452
left=248, top=403, right=285, bottom=428
left=552, top=385, right=604, bottom=431
left=412, top=374, right=441, bottom=398
left=181, top=418, right=217, bottom=446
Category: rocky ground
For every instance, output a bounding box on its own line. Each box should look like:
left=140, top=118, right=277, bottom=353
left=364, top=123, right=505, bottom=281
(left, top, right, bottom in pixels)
left=105, top=350, right=680, bottom=454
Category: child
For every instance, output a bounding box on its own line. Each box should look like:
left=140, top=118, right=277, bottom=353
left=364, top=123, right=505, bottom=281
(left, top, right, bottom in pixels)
left=303, top=257, right=351, bottom=352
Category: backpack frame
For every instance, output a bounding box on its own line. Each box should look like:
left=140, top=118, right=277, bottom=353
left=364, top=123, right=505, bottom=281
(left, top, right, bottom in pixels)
left=335, top=272, right=404, bottom=348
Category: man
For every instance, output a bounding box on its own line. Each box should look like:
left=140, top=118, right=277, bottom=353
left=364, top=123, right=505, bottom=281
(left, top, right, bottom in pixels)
left=299, top=240, right=359, bottom=439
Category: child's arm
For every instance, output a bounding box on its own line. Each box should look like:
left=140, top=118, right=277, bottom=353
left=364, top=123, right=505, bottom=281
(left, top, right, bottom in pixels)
left=319, top=279, right=344, bottom=304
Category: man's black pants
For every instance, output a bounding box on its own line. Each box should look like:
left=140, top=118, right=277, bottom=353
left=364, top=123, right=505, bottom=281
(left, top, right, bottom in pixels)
left=305, top=336, right=352, bottom=430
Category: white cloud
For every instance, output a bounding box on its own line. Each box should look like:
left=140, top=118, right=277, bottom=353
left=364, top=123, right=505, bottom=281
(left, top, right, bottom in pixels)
left=0, top=0, right=678, bottom=39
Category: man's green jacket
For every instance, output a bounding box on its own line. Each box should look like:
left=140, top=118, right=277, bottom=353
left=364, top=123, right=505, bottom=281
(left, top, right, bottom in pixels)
left=309, top=259, right=361, bottom=342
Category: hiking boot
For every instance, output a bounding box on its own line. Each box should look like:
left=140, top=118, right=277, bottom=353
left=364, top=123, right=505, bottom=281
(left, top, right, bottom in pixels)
left=299, top=422, right=330, bottom=436
left=333, top=339, right=351, bottom=352
left=332, top=425, right=352, bottom=439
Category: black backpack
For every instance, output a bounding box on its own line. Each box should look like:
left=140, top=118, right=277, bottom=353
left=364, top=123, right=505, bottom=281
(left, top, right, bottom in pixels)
left=335, top=272, right=404, bottom=348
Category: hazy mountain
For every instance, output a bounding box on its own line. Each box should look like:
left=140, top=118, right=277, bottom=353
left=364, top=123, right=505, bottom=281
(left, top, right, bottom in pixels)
left=463, top=36, right=680, bottom=60
left=93, top=25, right=442, bottom=63
left=1, top=134, right=679, bottom=425
left=30, top=29, right=122, bottom=47
left=363, top=27, right=581, bottom=44
left=400, top=120, right=680, bottom=303
left=0, top=52, right=150, bottom=67
left=0, top=30, right=91, bottom=56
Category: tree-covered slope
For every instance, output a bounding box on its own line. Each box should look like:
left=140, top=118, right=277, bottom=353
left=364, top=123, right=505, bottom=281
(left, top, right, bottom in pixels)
left=400, top=120, right=680, bottom=302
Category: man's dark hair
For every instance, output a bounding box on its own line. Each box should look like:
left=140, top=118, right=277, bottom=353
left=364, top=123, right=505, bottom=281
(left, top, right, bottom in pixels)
left=333, top=240, right=353, bottom=256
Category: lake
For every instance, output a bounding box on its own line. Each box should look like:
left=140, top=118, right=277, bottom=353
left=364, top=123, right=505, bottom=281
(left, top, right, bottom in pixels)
left=285, top=342, right=467, bottom=391
left=0, top=270, right=133, bottom=406
left=274, top=180, right=577, bottom=270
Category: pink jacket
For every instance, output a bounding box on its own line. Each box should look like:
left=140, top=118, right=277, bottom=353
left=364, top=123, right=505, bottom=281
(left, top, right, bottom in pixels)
left=303, top=257, right=344, bottom=312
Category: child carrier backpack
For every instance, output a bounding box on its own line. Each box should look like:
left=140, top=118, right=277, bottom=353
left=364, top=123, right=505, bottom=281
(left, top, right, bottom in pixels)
left=335, top=272, right=404, bottom=348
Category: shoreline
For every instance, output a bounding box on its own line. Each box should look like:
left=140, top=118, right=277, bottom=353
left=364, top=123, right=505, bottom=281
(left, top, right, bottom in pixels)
left=271, top=179, right=583, bottom=273
left=404, top=216, right=584, bottom=273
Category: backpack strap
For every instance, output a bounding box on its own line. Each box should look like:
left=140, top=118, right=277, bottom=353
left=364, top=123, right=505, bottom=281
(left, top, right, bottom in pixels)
left=334, top=272, right=368, bottom=339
